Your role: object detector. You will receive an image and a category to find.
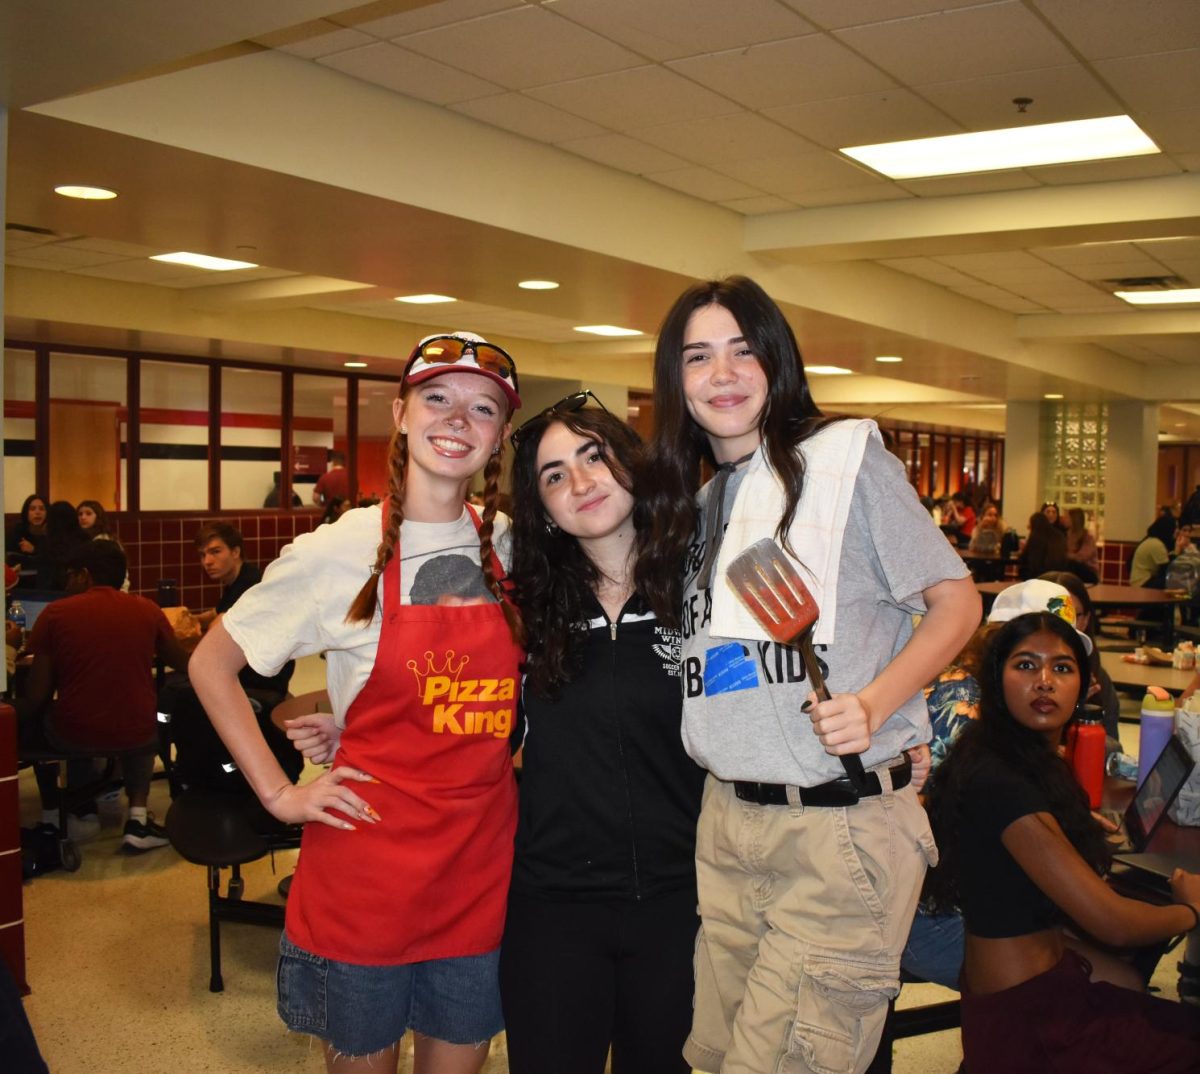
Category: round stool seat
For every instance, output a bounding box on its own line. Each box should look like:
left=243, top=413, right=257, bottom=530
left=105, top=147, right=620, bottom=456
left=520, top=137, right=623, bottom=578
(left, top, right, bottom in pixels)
left=165, top=790, right=274, bottom=867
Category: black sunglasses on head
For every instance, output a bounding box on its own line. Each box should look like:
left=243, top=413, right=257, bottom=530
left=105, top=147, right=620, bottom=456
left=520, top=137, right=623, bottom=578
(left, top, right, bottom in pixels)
left=510, top=389, right=610, bottom=450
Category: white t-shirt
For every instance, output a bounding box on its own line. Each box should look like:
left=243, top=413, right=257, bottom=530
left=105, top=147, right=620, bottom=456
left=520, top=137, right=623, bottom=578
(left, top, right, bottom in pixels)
left=223, top=504, right=512, bottom=727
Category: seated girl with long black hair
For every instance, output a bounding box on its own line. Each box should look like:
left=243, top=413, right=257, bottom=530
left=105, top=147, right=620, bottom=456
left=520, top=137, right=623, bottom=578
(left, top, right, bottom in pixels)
left=924, top=590, right=1200, bottom=1073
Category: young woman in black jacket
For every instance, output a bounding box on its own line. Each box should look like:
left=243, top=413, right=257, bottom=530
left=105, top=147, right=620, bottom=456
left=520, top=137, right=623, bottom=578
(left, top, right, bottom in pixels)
left=500, top=393, right=704, bottom=1074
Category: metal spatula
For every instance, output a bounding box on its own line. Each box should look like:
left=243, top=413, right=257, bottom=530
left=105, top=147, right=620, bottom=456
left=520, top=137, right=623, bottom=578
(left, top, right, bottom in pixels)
left=726, top=538, right=867, bottom=789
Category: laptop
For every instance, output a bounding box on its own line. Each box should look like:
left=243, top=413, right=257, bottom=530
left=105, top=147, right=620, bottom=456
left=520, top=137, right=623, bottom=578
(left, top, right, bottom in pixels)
left=12, top=588, right=66, bottom=632
left=1111, top=734, right=1200, bottom=885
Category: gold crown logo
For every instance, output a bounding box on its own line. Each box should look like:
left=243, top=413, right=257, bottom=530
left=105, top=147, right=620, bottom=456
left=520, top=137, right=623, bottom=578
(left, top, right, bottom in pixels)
left=407, top=649, right=469, bottom=695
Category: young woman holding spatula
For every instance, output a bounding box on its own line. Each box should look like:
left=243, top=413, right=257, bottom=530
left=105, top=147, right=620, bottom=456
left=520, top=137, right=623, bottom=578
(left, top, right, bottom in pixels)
left=647, top=275, right=981, bottom=1074
left=500, top=394, right=704, bottom=1074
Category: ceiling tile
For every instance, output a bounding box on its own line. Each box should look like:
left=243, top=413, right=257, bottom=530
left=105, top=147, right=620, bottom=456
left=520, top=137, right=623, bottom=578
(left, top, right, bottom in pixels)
left=718, top=149, right=884, bottom=197
left=1032, top=242, right=1147, bottom=267
left=6, top=253, right=68, bottom=271
left=70, top=259, right=203, bottom=285
left=1135, top=238, right=1200, bottom=259
left=644, top=166, right=765, bottom=202
left=557, top=133, right=692, bottom=175
left=899, top=171, right=1042, bottom=197
left=1033, top=0, right=1200, bottom=60
left=879, top=258, right=983, bottom=287
left=947, top=282, right=1029, bottom=309
left=790, top=184, right=913, bottom=208
left=719, top=195, right=798, bottom=215
left=526, top=65, right=740, bottom=128
left=5, top=243, right=123, bottom=269
left=58, top=236, right=160, bottom=258
left=667, top=34, right=896, bottom=111
left=834, top=2, right=1076, bottom=85
left=550, top=0, right=815, bottom=62
left=763, top=89, right=956, bottom=149
left=1155, top=259, right=1200, bottom=285
left=277, top=27, right=376, bottom=59
left=319, top=41, right=503, bottom=105
left=395, top=6, right=643, bottom=91
left=940, top=251, right=1052, bottom=274
left=914, top=65, right=1123, bottom=130
left=344, top=0, right=523, bottom=40
left=450, top=93, right=607, bottom=142
left=1033, top=155, right=1182, bottom=185
left=1095, top=49, right=1200, bottom=113
left=5, top=228, right=64, bottom=250
left=1065, top=258, right=1179, bottom=282
left=978, top=293, right=1048, bottom=313
left=631, top=112, right=817, bottom=166
left=1143, top=108, right=1200, bottom=155
left=780, top=0, right=997, bottom=30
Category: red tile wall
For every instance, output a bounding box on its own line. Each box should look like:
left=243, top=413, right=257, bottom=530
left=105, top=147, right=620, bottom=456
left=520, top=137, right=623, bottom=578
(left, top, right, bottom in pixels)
left=1098, top=540, right=1136, bottom=585
left=8, top=510, right=322, bottom=612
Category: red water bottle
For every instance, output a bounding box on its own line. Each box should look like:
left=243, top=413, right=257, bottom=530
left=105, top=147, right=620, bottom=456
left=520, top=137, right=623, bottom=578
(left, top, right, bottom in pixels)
left=1069, top=708, right=1106, bottom=809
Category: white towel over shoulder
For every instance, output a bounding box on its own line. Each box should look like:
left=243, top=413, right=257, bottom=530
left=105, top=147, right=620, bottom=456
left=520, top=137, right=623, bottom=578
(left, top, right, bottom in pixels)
left=710, top=418, right=880, bottom=647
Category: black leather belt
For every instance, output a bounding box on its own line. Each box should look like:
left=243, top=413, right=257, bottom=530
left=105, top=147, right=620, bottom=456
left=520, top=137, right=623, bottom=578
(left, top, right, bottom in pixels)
left=733, top=756, right=912, bottom=808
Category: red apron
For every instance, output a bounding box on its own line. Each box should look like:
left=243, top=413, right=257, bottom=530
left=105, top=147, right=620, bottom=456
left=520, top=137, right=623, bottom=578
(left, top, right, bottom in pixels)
left=285, top=508, right=522, bottom=965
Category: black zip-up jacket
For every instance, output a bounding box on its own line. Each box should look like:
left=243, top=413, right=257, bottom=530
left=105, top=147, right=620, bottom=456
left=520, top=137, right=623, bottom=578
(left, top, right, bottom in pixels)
left=511, top=593, right=705, bottom=901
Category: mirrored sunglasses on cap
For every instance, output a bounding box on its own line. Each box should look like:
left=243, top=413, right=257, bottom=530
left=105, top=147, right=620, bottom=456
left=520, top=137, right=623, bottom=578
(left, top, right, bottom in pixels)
left=510, top=389, right=610, bottom=451
left=402, top=335, right=521, bottom=407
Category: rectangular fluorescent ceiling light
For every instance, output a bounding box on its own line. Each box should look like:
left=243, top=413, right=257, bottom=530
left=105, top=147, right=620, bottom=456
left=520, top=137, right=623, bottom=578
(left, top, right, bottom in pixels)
left=395, top=293, right=456, bottom=304
left=806, top=365, right=853, bottom=375
left=150, top=251, right=258, bottom=271
left=840, top=115, right=1158, bottom=179
left=1114, top=288, right=1200, bottom=306
left=573, top=325, right=642, bottom=337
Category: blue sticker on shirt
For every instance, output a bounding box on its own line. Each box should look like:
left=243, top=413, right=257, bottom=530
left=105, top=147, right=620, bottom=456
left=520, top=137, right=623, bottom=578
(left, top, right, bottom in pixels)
left=704, top=642, right=759, bottom=695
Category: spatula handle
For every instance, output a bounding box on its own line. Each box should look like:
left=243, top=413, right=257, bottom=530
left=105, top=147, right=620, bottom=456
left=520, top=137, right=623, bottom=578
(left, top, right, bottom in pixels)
left=798, top=636, right=868, bottom=791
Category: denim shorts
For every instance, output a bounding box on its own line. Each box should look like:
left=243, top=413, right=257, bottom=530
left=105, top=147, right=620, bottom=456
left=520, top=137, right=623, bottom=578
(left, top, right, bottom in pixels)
left=276, top=933, right=504, bottom=1057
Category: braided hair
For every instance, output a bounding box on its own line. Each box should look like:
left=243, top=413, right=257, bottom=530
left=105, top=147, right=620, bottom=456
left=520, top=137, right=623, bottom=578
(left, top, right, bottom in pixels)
left=344, top=387, right=522, bottom=644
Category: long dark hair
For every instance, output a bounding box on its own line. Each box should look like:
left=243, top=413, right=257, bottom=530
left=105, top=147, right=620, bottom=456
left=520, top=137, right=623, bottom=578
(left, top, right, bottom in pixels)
left=1019, top=512, right=1068, bottom=578
left=924, top=612, right=1110, bottom=912
left=645, top=276, right=832, bottom=611
left=77, top=499, right=115, bottom=539
left=14, top=494, right=47, bottom=539
left=510, top=407, right=675, bottom=699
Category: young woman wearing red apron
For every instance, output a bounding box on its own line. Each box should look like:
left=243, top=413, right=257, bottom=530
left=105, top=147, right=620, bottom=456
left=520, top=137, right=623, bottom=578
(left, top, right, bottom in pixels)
left=285, top=512, right=521, bottom=964
left=191, top=333, right=524, bottom=1074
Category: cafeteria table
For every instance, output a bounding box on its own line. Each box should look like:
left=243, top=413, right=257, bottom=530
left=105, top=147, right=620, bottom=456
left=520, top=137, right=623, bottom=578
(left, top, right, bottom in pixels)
left=1100, top=650, right=1197, bottom=695
left=976, top=581, right=1190, bottom=645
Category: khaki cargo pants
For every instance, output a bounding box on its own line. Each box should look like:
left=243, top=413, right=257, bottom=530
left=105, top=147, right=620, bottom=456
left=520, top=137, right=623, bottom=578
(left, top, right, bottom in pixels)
left=684, top=767, right=936, bottom=1074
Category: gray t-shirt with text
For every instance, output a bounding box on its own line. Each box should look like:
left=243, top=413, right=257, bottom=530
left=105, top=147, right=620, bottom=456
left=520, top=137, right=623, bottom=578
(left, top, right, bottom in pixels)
left=679, top=436, right=969, bottom=786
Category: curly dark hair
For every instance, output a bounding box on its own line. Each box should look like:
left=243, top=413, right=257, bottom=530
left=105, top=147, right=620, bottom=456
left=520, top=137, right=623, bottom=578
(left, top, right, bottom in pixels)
left=510, top=405, right=676, bottom=700
left=644, top=276, right=837, bottom=616
left=923, top=611, right=1111, bottom=913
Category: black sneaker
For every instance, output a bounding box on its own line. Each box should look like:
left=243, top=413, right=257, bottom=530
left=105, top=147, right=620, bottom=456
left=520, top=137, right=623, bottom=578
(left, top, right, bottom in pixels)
left=122, top=816, right=169, bottom=852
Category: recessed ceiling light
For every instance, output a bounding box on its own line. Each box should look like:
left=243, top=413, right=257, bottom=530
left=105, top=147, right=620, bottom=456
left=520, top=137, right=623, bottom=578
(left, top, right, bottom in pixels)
left=344, top=361, right=368, bottom=369
left=518, top=279, right=559, bottom=290
left=54, top=184, right=117, bottom=200
left=1044, top=393, right=1064, bottom=400
left=874, top=355, right=903, bottom=364
left=394, top=294, right=456, bottom=304
left=1114, top=288, right=1200, bottom=306
left=150, top=251, right=258, bottom=271
left=573, top=325, right=642, bottom=337
left=806, top=365, right=853, bottom=376
left=840, top=115, right=1158, bottom=180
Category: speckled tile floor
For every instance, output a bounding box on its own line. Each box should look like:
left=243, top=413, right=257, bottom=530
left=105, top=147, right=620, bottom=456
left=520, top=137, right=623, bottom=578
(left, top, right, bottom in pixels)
left=12, top=670, right=1183, bottom=1073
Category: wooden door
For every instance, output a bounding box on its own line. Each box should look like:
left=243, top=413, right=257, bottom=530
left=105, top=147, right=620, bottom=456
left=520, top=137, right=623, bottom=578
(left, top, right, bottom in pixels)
left=48, top=401, right=120, bottom=508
